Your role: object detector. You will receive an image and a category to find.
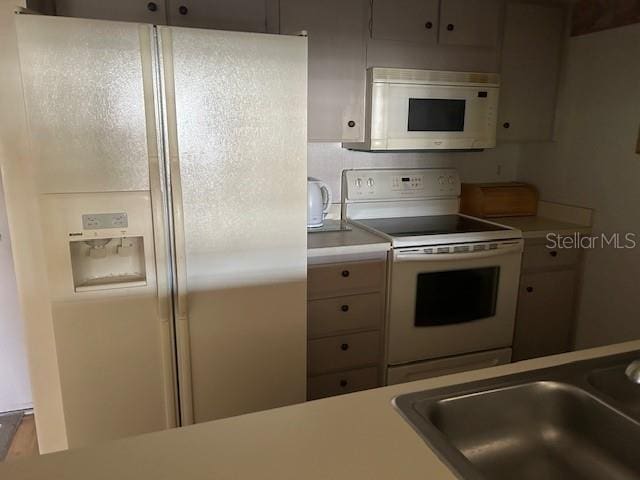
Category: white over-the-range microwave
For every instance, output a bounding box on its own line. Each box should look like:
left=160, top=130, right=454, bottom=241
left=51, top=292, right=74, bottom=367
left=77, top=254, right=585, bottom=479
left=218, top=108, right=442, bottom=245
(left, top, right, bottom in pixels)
left=343, top=68, right=499, bottom=151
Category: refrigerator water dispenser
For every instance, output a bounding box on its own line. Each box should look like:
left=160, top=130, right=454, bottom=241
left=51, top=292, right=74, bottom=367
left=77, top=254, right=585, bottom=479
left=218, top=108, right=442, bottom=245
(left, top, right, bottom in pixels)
left=69, top=236, right=147, bottom=292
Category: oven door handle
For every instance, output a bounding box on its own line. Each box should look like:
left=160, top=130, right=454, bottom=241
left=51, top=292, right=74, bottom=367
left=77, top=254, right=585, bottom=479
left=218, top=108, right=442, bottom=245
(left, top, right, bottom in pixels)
left=394, top=243, right=523, bottom=262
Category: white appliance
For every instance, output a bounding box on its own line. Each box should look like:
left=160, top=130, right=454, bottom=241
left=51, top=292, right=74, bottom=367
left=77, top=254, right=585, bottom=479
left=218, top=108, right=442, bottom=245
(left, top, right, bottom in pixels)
left=307, top=178, right=332, bottom=227
left=343, top=68, right=499, bottom=151
left=4, top=14, right=307, bottom=452
left=342, top=169, right=523, bottom=385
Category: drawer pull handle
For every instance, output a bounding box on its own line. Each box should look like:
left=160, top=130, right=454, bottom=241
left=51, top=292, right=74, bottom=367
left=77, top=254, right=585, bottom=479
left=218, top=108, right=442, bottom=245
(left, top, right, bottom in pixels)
left=526, top=286, right=534, bottom=293
left=341, top=270, right=350, bottom=278
left=178, top=5, right=188, bottom=15
left=446, top=23, right=455, bottom=31
left=341, top=304, right=349, bottom=312
left=340, top=343, right=349, bottom=351
left=425, top=21, right=433, bottom=29
left=339, top=379, right=348, bottom=387
left=549, top=251, right=558, bottom=257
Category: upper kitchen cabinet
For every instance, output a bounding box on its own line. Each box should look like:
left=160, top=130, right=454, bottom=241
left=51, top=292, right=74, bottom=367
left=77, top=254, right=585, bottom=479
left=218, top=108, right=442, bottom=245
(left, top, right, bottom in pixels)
left=166, top=0, right=279, bottom=32
left=367, top=0, right=503, bottom=72
left=54, top=0, right=169, bottom=24
left=498, top=2, right=567, bottom=142
left=371, top=0, right=502, bottom=48
left=54, top=0, right=278, bottom=33
left=280, top=0, right=367, bottom=142
left=439, top=0, right=502, bottom=48
left=371, top=0, right=440, bottom=45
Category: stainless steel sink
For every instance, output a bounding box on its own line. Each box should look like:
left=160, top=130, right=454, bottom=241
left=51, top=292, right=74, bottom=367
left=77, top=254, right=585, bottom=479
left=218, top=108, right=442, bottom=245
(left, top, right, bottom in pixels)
left=394, top=351, right=640, bottom=480
left=588, top=365, right=640, bottom=417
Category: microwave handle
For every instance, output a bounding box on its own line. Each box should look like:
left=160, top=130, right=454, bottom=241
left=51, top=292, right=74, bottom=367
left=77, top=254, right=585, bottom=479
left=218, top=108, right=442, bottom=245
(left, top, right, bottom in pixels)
left=394, top=243, right=522, bottom=262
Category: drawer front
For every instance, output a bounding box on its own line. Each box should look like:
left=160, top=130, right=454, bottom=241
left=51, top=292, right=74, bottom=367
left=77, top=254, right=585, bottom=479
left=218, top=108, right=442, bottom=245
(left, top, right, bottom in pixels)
left=522, top=243, right=581, bottom=271
left=308, top=261, right=385, bottom=299
left=308, top=331, right=381, bottom=376
left=308, top=367, right=380, bottom=400
left=308, top=293, right=382, bottom=339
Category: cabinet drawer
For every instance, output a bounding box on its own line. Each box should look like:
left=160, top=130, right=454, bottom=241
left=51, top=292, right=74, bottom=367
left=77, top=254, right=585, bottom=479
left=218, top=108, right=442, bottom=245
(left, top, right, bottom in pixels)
left=308, top=293, right=382, bottom=339
left=308, top=331, right=381, bottom=375
left=308, top=367, right=380, bottom=400
left=308, top=261, right=385, bottom=299
left=522, top=244, right=581, bottom=271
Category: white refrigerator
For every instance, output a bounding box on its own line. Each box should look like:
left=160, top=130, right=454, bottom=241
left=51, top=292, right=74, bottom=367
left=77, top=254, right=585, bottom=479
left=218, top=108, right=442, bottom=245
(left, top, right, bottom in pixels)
left=3, top=14, right=307, bottom=452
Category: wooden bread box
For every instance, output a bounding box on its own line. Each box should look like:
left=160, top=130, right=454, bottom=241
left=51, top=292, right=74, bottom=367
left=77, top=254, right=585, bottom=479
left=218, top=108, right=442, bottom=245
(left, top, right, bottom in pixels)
left=460, top=182, right=538, bottom=218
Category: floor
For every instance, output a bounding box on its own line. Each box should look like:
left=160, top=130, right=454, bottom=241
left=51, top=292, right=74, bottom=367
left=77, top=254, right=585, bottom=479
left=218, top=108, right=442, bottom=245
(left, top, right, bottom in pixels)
left=4, top=414, right=39, bottom=462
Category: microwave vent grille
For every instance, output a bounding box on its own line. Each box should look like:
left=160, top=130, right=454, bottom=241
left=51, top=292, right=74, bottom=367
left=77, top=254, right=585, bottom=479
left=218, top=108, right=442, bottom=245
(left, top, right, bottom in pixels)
left=370, top=68, right=499, bottom=87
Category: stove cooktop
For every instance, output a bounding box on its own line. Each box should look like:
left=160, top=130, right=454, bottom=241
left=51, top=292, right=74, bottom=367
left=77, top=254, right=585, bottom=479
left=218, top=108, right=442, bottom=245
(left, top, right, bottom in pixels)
left=351, top=214, right=521, bottom=248
left=355, top=215, right=509, bottom=237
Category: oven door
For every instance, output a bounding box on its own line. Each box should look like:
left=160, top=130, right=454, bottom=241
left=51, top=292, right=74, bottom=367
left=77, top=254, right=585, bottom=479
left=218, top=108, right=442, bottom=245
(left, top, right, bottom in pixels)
left=372, top=83, right=498, bottom=150
left=387, top=240, right=522, bottom=365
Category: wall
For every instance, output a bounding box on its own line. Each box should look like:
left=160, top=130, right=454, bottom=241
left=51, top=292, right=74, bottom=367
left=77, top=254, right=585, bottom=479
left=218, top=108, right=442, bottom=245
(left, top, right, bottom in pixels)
left=308, top=143, right=521, bottom=204
left=0, top=173, right=32, bottom=413
left=517, top=23, right=640, bottom=347
left=1, top=0, right=69, bottom=451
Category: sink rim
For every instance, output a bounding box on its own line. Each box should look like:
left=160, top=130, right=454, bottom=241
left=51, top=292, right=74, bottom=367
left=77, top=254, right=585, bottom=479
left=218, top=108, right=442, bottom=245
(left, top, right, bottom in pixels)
left=392, top=350, right=640, bottom=480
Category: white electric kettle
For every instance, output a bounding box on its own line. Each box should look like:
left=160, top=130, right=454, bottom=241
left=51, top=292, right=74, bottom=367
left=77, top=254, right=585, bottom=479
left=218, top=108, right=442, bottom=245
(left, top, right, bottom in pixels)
left=307, top=177, right=332, bottom=228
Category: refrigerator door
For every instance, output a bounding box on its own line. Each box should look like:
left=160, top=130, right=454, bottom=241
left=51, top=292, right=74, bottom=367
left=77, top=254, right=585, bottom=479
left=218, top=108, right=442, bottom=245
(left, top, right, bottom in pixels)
left=158, top=26, right=308, bottom=424
left=12, top=15, right=176, bottom=451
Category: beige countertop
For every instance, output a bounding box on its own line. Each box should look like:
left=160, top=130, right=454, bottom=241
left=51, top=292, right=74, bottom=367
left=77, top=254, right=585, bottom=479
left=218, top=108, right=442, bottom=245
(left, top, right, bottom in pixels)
left=308, top=220, right=390, bottom=258
left=492, top=215, right=592, bottom=239
left=3, top=340, right=639, bottom=480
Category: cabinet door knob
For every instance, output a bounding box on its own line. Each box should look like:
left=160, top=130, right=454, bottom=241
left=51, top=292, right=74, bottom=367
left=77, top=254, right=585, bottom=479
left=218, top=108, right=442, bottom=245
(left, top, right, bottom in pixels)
left=178, top=5, right=188, bottom=15
left=347, top=120, right=356, bottom=128
left=340, top=343, right=349, bottom=351
left=341, top=270, right=350, bottom=278
left=425, top=21, right=433, bottom=29
left=549, top=251, right=558, bottom=257
left=447, top=23, right=454, bottom=31
left=526, top=286, right=534, bottom=293
left=341, top=304, right=349, bottom=312
left=503, top=122, right=511, bottom=129
left=147, top=2, right=158, bottom=12
left=339, top=379, right=348, bottom=387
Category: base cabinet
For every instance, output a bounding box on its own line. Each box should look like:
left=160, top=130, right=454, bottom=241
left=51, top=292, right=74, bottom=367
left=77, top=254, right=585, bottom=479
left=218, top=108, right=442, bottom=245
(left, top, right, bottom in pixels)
left=513, top=238, right=582, bottom=361
left=307, top=258, right=386, bottom=400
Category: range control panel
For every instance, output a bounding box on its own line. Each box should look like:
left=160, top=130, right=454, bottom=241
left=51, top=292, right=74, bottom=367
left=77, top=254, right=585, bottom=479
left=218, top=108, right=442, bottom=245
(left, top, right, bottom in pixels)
left=82, top=212, right=128, bottom=230
left=344, top=168, right=460, bottom=201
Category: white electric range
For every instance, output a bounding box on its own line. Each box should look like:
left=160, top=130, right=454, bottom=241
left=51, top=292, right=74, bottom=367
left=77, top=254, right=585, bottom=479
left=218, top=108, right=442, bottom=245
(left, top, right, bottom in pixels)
left=341, top=168, right=524, bottom=385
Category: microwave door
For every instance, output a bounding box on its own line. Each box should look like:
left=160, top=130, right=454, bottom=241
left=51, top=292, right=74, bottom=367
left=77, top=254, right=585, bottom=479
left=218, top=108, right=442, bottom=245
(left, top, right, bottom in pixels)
left=383, top=83, right=495, bottom=149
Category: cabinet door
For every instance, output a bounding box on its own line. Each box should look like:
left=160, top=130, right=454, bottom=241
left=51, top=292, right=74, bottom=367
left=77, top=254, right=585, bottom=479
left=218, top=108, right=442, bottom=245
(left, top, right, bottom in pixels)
left=281, top=0, right=367, bottom=141
left=371, top=0, right=439, bottom=45
left=167, top=0, right=278, bottom=32
left=498, top=2, right=566, bottom=141
left=55, top=0, right=168, bottom=24
left=439, top=0, right=502, bottom=48
left=513, top=270, right=576, bottom=361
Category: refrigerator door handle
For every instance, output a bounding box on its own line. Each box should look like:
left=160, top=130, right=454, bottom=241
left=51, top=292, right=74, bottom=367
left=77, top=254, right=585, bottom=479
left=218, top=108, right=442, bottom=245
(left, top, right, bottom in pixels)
left=156, top=26, right=195, bottom=426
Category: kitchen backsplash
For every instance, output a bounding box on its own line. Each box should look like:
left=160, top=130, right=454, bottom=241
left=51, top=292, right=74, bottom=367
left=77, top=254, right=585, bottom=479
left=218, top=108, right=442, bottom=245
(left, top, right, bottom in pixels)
left=308, top=142, right=521, bottom=203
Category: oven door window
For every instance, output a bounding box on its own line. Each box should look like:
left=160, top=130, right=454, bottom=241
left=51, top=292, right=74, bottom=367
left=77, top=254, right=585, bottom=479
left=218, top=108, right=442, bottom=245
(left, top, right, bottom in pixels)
left=415, top=267, right=499, bottom=326
left=407, top=98, right=466, bottom=132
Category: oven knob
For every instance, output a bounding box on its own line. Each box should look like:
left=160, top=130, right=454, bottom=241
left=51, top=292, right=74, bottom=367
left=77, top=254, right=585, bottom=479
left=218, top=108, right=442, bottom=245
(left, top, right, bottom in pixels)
left=438, top=176, right=445, bottom=185
left=355, top=178, right=363, bottom=188
left=367, top=177, right=375, bottom=187
left=448, top=176, right=455, bottom=184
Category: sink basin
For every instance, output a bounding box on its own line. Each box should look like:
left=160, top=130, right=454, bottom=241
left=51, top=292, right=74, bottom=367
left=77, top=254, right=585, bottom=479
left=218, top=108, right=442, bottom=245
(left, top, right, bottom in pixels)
left=588, top=365, right=640, bottom=417
left=394, top=351, right=640, bottom=480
